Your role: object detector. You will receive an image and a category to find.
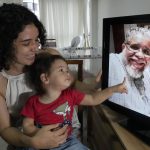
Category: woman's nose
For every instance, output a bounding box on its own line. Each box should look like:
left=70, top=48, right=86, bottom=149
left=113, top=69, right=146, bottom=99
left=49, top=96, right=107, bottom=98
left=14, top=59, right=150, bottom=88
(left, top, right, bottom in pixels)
left=30, top=41, right=40, bottom=52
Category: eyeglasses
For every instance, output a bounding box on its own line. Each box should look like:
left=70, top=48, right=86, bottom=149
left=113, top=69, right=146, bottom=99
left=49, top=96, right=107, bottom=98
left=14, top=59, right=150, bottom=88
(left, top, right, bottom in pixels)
left=125, top=43, right=150, bottom=57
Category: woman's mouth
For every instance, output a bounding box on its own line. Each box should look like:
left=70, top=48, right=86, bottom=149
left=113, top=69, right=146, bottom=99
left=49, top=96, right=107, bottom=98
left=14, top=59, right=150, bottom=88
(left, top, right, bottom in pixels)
left=27, top=55, right=35, bottom=60
left=26, top=55, right=35, bottom=63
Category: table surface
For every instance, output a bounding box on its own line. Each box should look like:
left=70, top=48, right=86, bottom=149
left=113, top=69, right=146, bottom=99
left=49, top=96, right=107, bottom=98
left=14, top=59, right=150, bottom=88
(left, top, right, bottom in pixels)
left=101, top=105, right=150, bottom=150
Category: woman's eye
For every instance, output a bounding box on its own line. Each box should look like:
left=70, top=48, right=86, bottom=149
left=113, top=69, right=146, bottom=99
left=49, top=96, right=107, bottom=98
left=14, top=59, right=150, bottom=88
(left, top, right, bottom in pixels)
left=22, top=42, right=30, bottom=46
left=22, top=39, right=40, bottom=47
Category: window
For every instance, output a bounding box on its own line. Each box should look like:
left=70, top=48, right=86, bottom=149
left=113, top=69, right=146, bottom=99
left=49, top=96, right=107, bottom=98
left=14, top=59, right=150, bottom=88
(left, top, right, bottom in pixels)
left=23, top=0, right=39, bottom=18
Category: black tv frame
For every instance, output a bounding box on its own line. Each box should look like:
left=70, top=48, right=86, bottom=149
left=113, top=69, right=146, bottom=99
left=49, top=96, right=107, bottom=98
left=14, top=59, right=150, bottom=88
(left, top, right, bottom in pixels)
left=101, top=14, right=150, bottom=144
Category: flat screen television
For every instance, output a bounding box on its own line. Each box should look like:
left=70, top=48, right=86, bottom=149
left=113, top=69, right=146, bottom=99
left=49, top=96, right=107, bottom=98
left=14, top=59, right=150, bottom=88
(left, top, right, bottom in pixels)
left=101, top=14, right=150, bottom=145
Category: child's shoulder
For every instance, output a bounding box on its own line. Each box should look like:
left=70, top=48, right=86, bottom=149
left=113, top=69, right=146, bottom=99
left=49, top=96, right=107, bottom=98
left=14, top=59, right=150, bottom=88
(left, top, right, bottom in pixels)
left=28, top=94, right=39, bottom=101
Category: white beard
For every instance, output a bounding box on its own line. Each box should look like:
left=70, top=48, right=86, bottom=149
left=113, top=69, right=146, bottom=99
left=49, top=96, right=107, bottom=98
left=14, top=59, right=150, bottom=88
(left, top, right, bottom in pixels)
left=121, top=51, right=143, bottom=79
left=125, top=65, right=143, bottom=79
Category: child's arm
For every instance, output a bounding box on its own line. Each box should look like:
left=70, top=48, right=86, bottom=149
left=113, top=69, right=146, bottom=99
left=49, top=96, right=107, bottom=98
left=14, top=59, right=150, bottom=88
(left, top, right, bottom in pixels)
left=80, top=78, right=127, bottom=106
left=22, top=117, right=39, bottom=136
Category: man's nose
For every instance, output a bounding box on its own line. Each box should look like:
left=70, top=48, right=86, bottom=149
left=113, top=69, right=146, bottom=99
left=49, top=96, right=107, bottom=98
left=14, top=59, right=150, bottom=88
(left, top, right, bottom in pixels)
left=135, top=49, right=145, bottom=57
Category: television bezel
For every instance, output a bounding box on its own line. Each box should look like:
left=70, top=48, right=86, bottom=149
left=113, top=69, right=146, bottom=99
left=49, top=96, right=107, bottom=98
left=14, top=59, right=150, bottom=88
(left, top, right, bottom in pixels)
left=101, top=14, right=150, bottom=130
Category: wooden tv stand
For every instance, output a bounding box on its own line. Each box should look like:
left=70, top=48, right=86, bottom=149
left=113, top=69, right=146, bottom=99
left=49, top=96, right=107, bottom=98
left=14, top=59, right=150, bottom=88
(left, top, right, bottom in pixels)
left=88, top=105, right=150, bottom=150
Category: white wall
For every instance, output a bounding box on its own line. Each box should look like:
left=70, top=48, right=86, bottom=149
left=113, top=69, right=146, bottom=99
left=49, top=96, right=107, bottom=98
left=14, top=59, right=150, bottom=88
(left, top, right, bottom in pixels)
left=97, top=0, right=150, bottom=47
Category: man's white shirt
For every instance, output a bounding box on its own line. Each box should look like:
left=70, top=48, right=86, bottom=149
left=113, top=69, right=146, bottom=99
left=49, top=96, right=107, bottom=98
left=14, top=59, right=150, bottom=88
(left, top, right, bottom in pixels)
left=109, top=53, right=150, bottom=117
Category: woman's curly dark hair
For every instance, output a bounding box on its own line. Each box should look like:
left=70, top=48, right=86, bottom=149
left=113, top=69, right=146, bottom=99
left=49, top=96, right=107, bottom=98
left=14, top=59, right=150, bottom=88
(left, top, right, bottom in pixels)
left=0, top=3, right=47, bottom=70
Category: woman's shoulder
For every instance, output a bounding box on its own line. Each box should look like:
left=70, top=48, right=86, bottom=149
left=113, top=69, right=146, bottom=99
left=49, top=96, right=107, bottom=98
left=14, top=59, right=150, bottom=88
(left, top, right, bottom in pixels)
left=0, top=73, right=7, bottom=98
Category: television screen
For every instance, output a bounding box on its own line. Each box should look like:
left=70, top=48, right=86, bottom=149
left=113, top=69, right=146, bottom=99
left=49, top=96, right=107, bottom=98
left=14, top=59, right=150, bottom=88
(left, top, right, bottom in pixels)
left=101, top=14, right=150, bottom=144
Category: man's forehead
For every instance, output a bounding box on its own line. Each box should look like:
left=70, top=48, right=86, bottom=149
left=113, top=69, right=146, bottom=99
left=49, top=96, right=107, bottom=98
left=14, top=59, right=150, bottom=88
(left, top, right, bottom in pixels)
left=125, top=27, right=150, bottom=42
left=129, top=36, right=150, bottom=44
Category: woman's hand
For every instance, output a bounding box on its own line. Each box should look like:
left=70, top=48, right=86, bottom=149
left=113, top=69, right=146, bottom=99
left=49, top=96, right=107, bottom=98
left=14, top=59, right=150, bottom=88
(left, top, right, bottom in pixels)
left=31, top=124, right=68, bottom=149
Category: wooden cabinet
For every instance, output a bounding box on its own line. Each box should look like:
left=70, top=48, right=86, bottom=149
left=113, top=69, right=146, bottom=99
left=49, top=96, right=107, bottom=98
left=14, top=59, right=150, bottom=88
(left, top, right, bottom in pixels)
left=87, top=105, right=150, bottom=150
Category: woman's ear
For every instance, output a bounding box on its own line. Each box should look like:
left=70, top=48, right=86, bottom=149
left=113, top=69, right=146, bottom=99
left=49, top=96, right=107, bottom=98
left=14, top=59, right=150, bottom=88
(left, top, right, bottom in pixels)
left=40, top=73, right=49, bottom=84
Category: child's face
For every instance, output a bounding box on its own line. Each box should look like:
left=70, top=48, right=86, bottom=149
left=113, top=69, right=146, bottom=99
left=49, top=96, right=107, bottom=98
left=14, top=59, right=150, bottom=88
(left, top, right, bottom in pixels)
left=48, top=59, right=73, bottom=90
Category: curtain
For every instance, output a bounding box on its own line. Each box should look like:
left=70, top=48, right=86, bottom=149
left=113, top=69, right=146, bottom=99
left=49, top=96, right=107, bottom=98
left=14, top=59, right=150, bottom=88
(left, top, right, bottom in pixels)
left=39, top=0, right=90, bottom=48
left=0, top=0, right=23, bottom=5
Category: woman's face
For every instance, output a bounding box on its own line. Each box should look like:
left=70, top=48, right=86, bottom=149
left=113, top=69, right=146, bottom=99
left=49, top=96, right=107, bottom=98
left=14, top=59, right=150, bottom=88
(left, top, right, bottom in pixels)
left=13, top=24, right=40, bottom=67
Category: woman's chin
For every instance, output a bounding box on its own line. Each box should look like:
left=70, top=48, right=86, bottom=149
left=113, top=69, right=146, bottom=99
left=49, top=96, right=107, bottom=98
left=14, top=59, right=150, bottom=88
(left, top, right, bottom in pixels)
left=27, top=59, right=35, bottom=65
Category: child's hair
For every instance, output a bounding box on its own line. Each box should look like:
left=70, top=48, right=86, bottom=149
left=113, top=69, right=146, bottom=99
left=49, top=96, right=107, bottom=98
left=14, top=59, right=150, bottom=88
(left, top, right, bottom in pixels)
left=26, top=52, right=66, bottom=95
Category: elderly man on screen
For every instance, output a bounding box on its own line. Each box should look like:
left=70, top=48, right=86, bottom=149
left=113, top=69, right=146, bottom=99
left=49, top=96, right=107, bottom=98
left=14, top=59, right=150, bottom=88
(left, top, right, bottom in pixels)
left=109, top=26, right=150, bottom=117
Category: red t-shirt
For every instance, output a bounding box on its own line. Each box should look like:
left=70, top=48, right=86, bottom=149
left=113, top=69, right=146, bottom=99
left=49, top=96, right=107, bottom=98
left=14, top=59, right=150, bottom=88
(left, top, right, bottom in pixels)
left=21, top=88, right=85, bottom=132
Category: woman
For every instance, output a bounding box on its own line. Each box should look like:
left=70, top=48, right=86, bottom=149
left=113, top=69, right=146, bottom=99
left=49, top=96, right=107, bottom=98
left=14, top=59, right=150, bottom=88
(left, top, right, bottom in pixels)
left=0, top=3, right=68, bottom=149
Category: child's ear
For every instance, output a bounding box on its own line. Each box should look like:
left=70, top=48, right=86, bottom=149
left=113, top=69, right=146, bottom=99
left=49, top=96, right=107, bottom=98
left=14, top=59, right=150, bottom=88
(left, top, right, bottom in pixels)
left=122, top=43, right=126, bottom=49
left=40, top=73, right=49, bottom=84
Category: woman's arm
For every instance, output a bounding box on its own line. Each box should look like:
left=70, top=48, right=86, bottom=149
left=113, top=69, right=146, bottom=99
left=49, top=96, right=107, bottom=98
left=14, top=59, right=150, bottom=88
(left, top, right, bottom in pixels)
left=75, top=80, right=96, bottom=94
left=80, top=78, right=127, bottom=106
left=0, top=73, right=68, bottom=149
left=0, top=94, right=30, bottom=146
left=22, top=117, right=39, bottom=136
left=0, top=94, right=68, bottom=149
left=74, top=70, right=102, bottom=94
